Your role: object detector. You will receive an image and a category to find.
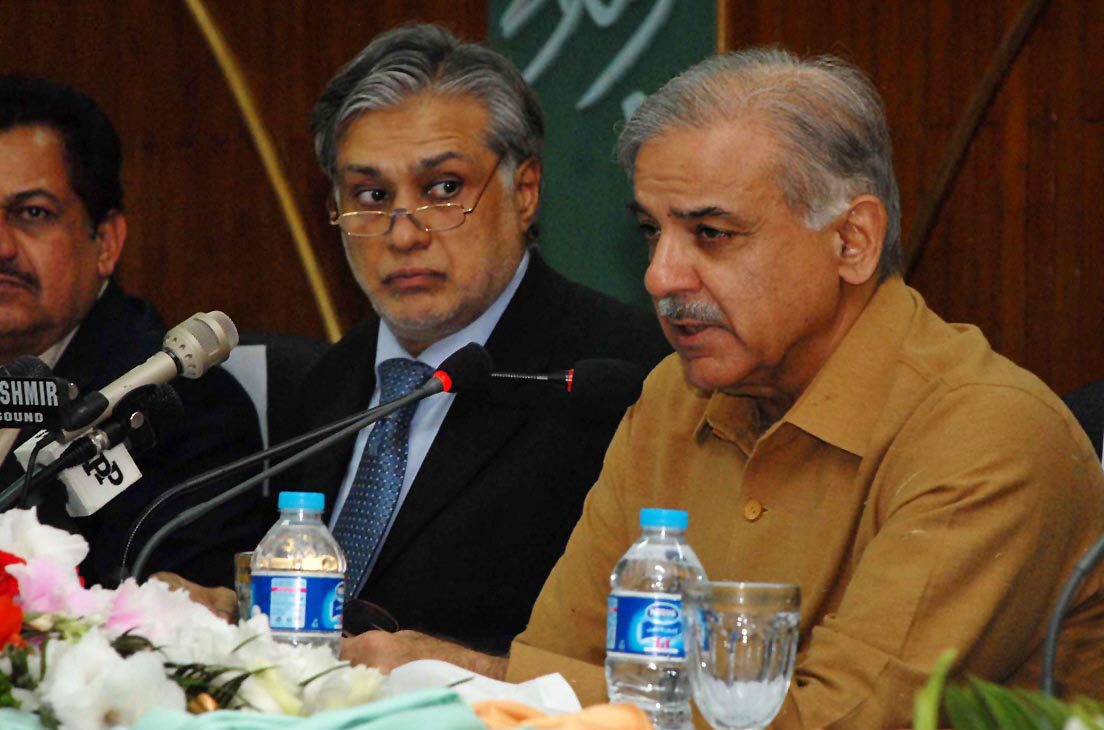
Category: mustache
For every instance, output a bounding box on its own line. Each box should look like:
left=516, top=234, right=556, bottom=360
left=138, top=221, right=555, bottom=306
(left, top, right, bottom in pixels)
left=0, top=262, right=38, bottom=290
left=656, top=296, right=725, bottom=324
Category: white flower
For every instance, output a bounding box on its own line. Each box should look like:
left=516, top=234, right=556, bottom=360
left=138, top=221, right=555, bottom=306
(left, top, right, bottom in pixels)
left=38, top=628, right=186, bottom=730
left=0, top=508, right=86, bottom=568
left=301, top=663, right=384, bottom=714
left=1, top=509, right=388, bottom=725
left=240, top=667, right=305, bottom=716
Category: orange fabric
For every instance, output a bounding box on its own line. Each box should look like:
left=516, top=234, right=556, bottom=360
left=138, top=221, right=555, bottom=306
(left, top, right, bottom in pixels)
left=472, top=700, right=652, bottom=730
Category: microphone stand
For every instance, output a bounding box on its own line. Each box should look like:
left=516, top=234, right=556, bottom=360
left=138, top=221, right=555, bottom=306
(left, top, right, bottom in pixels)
left=117, top=396, right=415, bottom=575
left=127, top=382, right=444, bottom=581
left=1040, top=531, right=1104, bottom=695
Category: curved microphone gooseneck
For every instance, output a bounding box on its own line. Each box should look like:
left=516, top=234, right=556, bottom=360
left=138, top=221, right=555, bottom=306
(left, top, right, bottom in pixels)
left=1040, top=532, right=1104, bottom=695
left=125, top=343, right=493, bottom=581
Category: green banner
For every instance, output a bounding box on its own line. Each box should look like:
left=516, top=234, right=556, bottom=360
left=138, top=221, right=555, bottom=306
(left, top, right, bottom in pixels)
left=490, top=1, right=715, bottom=308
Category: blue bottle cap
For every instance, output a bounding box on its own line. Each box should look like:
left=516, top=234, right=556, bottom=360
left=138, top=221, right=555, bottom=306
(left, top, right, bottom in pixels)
left=639, top=507, right=688, bottom=530
left=278, top=491, right=325, bottom=511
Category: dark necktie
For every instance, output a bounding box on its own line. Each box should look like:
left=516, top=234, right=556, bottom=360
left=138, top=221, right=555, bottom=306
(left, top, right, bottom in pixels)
left=333, top=358, right=433, bottom=594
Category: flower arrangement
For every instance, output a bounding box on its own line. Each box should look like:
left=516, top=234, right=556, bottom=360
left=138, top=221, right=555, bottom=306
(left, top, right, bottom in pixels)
left=913, top=649, right=1104, bottom=730
left=0, top=508, right=383, bottom=730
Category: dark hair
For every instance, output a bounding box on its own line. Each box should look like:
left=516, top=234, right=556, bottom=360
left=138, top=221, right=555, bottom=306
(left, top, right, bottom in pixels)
left=311, top=24, right=544, bottom=181
left=0, top=75, right=124, bottom=227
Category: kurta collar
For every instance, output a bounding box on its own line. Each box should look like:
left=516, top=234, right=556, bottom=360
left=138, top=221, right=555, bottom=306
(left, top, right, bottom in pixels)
left=697, top=276, right=918, bottom=458
left=784, top=276, right=916, bottom=456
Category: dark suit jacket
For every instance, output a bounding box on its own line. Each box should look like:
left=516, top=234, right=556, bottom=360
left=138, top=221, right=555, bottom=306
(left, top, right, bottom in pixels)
left=8, top=280, right=264, bottom=587
left=1064, top=379, right=1104, bottom=459
left=294, top=252, right=670, bottom=653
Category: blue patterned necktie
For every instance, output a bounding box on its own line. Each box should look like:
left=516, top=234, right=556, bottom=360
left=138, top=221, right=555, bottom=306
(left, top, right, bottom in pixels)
left=333, top=358, right=433, bottom=594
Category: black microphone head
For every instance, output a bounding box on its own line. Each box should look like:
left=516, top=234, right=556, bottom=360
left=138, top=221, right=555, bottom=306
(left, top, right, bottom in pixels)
left=569, top=359, right=648, bottom=407
left=6, top=355, right=53, bottom=378
left=434, top=343, right=493, bottom=393
left=115, top=383, right=185, bottom=446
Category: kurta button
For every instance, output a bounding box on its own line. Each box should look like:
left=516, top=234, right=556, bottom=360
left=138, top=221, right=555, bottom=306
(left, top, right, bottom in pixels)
left=743, top=498, right=763, bottom=521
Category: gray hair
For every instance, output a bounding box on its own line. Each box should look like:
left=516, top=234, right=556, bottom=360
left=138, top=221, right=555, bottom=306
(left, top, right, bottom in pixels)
left=311, top=24, right=543, bottom=186
left=617, top=47, right=902, bottom=279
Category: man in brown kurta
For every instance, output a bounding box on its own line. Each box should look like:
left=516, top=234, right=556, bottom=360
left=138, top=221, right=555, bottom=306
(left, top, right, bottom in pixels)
left=503, top=49, right=1104, bottom=728
left=507, top=277, right=1104, bottom=727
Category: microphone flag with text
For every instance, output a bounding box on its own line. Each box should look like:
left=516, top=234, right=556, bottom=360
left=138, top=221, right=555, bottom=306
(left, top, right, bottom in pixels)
left=0, top=311, right=239, bottom=514
left=0, top=355, right=78, bottom=429
left=2, top=384, right=186, bottom=514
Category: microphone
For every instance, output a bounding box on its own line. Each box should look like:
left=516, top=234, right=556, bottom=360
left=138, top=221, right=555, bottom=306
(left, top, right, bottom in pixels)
left=123, top=342, right=494, bottom=580
left=3, top=355, right=55, bottom=379
left=487, top=358, right=649, bottom=407
left=0, top=356, right=79, bottom=429
left=60, top=311, right=238, bottom=438
left=1, top=384, right=185, bottom=513
left=53, top=384, right=184, bottom=475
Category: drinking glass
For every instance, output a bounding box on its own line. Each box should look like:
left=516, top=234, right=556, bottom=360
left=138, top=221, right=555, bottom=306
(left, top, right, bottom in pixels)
left=234, top=551, right=252, bottom=621
left=684, top=581, right=801, bottom=730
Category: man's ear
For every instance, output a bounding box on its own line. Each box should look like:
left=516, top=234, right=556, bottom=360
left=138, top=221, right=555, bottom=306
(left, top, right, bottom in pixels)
left=512, top=157, right=541, bottom=232
left=835, top=195, right=886, bottom=286
left=327, top=187, right=341, bottom=223
left=93, top=211, right=126, bottom=278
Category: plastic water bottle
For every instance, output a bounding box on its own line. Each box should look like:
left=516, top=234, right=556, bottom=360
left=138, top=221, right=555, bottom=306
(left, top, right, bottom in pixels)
left=605, top=508, right=706, bottom=730
left=250, top=491, right=346, bottom=653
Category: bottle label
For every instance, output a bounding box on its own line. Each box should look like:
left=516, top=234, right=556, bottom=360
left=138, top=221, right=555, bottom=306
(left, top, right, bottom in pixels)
left=606, top=589, right=685, bottom=659
left=251, top=572, right=344, bottom=633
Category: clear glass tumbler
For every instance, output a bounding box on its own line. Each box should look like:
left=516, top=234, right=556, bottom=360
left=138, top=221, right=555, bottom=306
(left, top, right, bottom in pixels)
left=684, top=581, right=801, bottom=730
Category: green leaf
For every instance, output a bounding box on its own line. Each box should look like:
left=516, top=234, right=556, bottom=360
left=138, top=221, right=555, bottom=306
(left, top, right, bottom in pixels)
left=971, top=677, right=1041, bottom=730
left=944, top=684, right=997, bottom=730
left=1020, top=689, right=1071, bottom=729
left=915, top=648, right=957, bottom=730
left=36, top=703, right=61, bottom=730
left=1069, top=706, right=1104, bottom=730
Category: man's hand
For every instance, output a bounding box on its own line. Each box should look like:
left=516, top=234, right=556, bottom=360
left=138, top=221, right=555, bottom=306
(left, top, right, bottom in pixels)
left=340, top=630, right=508, bottom=678
left=151, top=571, right=237, bottom=623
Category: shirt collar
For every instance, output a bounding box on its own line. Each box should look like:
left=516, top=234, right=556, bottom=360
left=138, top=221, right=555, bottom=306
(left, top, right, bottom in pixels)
left=699, top=277, right=917, bottom=458
left=376, top=250, right=531, bottom=369
left=38, top=280, right=110, bottom=368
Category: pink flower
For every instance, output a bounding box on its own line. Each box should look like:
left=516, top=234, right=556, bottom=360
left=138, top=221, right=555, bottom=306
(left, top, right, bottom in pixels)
left=7, top=557, right=110, bottom=618
left=106, top=578, right=222, bottom=644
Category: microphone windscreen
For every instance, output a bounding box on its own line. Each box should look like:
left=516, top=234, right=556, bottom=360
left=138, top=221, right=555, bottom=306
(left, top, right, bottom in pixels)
left=6, top=355, right=53, bottom=378
left=436, top=343, right=494, bottom=393
left=570, top=359, right=648, bottom=406
left=115, top=383, right=185, bottom=443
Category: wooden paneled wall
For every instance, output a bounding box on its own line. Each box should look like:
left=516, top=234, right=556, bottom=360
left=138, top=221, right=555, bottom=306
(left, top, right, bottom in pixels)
left=720, top=0, right=1103, bottom=395
left=2, top=2, right=1101, bottom=395
left=0, top=1, right=486, bottom=341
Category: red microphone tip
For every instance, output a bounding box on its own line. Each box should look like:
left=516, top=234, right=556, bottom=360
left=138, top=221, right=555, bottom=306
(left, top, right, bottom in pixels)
left=432, top=370, right=453, bottom=393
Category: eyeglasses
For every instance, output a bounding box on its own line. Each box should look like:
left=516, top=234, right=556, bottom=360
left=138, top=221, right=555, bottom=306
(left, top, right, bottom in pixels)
left=330, top=156, right=503, bottom=238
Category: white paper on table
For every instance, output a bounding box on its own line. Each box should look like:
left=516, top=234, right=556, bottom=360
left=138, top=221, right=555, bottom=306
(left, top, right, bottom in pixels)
left=387, top=659, right=582, bottom=715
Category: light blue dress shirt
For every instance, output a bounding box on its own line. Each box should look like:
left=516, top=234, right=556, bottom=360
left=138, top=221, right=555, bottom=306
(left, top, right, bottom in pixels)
left=328, top=251, right=530, bottom=580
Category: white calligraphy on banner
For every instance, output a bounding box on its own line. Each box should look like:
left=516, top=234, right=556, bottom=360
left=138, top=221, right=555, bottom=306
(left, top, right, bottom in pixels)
left=499, top=0, right=675, bottom=111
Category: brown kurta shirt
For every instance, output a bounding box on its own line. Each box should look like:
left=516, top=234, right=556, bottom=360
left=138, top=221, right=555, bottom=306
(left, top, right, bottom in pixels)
left=507, top=277, right=1104, bottom=729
